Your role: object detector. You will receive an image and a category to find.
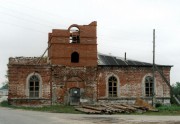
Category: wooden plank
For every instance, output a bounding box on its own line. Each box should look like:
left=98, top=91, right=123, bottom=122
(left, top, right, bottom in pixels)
left=82, top=105, right=105, bottom=112
left=75, top=102, right=159, bottom=114
left=75, top=107, right=102, bottom=114
left=101, top=104, right=123, bottom=114
left=120, top=104, right=137, bottom=111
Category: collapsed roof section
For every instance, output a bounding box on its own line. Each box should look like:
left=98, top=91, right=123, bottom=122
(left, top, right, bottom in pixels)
left=8, top=57, right=48, bottom=65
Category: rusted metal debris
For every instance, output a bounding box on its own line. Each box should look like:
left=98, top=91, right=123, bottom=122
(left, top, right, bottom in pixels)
left=75, top=103, right=158, bottom=114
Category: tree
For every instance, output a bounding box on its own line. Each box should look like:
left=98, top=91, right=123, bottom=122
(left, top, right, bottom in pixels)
left=0, top=72, right=9, bottom=89
left=171, top=82, right=180, bottom=104
left=172, top=82, right=180, bottom=97
left=0, top=81, right=8, bottom=89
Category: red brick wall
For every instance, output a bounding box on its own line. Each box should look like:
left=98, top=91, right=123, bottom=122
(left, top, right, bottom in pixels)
left=97, top=66, right=171, bottom=99
left=51, top=66, right=97, bottom=104
left=48, top=21, right=97, bottom=67
left=8, top=63, right=171, bottom=105
left=8, top=64, right=51, bottom=105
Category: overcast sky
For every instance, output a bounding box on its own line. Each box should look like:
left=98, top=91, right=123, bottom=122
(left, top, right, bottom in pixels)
left=0, top=0, right=180, bottom=87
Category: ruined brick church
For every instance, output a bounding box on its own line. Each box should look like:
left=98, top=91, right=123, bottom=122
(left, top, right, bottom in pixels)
left=8, top=21, right=172, bottom=106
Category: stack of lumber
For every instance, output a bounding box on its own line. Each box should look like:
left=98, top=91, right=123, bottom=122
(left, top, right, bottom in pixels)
left=75, top=103, right=158, bottom=114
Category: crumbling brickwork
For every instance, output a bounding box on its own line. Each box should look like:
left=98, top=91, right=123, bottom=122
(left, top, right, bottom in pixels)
left=8, top=57, right=51, bottom=106
left=48, top=21, right=97, bottom=66
left=97, top=66, right=171, bottom=104
left=8, top=21, right=172, bottom=106
left=51, top=66, right=97, bottom=104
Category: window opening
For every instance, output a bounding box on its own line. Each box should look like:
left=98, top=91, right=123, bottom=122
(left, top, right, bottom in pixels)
left=71, top=52, right=79, bottom=63
left=29, top=75, right=39, bottom=98
left=145, top=76, right=153, bottom=97
left=108, top=76, right=117, bottom=97
left=69, top=27, right=80, bottom=43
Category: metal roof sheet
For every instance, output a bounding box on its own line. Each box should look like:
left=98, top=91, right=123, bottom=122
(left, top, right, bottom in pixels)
left=97, top=53, right=172, bottom=67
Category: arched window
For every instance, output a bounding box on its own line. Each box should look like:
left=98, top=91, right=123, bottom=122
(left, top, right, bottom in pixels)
left=69, top=27, right=80, bottom=43
left=29, top=75, right=40, bottom=98
left=145, top=76, right=154, bottom=97
left=71, top=52, right=79, bottom=63
left=108, top=76, right=117, bottom=97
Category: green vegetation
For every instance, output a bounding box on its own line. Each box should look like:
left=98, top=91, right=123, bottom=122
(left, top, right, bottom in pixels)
left=0, top=101, right=82, bottom=114
left=0, top=73, right=8, bottom=89
left=1, top=101, right=180, bottom=115
left=0, top=101, right=9, bottom=107
left=158, top=104, right=180, bottom=111
left=0, top=81, right=8, bottom=89
left=142, top=105, right=180, bottom=115
left=171, top=82, right=180, bottom=104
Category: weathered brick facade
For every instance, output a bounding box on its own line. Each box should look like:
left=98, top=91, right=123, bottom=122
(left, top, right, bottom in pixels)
left=48, top=21, right=97, bottom=66
left=8, top=22, right=172, bottom=106
left=8, top=57, right=51, bottom=105
left=97, top=66, right=171, bottom=104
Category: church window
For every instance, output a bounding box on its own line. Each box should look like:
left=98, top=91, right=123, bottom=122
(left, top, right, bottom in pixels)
left=108, top=76, right=117, bottom=97
left=145, top=76, right=154, bottom=97
left=71, top=52, right=79, bottom=63
left=29, top=75, right=40, bottom=98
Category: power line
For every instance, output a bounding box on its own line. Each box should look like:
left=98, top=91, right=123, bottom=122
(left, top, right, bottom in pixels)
left=0, top=3, right=60, bottom=28
left=0, top=8, right=55, bottom=29
left=0, top=0, right=77, bottom=27
left=0, top=20, right=47, bottom=35
left=0, top=1, right=153, bottom=44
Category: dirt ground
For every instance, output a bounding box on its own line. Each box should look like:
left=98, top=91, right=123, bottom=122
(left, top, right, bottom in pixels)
left=78, top=116, right=180, bottom=124
left=0, top=107, right=180, bottom=124
left=67, top=114, right=180, bottom=124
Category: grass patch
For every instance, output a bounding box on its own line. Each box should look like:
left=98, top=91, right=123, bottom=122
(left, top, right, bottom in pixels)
left=138, top=105, right=180, bottom=115
left=0, top=101, right=82, bottom=114
left=158, top=104, right=180, bottom=111
left=156, top=104, right=180, bottom=115
left=0, top=101, right=10, bottom=107
left=1, top=101, right=180, bottom=115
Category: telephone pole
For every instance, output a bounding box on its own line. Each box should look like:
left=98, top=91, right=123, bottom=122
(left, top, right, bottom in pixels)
left=152, top=29, right=156, bottom=107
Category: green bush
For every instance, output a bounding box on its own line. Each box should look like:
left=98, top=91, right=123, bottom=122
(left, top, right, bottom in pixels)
left=0, top=101, right=9, bottom=107
left=158, top=104, right=180, bottom=111
left=171, top=82, right=180, bottom=104
left=155, top=102, right=162, bottom=107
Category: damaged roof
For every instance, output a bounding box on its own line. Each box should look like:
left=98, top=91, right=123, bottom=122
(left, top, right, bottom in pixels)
left=8, top=57, right=48, bottom=65
left=9, top=54, right=172, bottom=67
left=98, top=53, right=172, bottom=67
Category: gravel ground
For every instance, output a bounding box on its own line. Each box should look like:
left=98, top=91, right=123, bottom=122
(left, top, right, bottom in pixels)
left=0, top=107, right=180, bottom=124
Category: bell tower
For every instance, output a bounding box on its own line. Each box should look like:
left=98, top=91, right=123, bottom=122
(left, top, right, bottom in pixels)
left=48, top=21, right=97, bottom=67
